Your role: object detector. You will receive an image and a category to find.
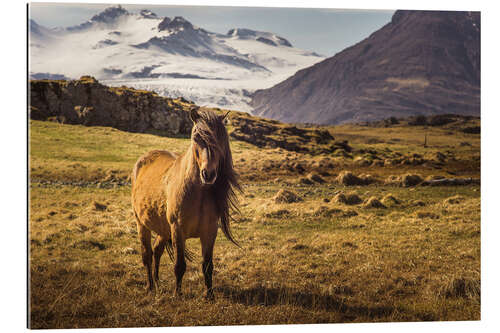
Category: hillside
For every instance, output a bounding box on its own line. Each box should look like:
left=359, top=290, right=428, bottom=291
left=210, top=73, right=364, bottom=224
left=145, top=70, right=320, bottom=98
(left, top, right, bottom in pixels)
left=29, top=117, right=480, bottom=327
left=251, top=10, right=480, bottom=124
left=28, top=77, right=342, bottom=154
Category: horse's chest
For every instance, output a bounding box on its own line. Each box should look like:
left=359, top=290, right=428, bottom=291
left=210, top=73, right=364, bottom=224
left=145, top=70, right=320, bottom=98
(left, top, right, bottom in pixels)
left=169, top=189, right=217, bottom=238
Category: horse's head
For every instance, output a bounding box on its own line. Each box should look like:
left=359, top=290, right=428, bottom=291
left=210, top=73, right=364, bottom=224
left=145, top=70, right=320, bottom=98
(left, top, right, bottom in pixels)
left=190, top=107, right=230, bottom=186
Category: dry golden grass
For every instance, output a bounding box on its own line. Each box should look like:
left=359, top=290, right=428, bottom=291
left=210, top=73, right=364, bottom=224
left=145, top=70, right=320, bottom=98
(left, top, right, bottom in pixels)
left=29, top=119, right=480, bottom=328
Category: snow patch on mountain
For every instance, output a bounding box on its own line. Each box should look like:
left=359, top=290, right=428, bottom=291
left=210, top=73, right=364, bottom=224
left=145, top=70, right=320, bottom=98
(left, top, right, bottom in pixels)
left=29, top=5, right=324, bottom=112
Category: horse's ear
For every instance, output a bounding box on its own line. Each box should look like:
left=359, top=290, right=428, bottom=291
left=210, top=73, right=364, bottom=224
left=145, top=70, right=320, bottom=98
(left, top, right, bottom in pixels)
left=189, top=106, right=200, bottom=123
left=221, top=111, right=231, bottom=122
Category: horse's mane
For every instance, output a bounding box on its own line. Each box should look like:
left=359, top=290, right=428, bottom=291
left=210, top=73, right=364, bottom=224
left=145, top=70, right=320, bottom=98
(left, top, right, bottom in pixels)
left=192, top=109, right=242, bottom=246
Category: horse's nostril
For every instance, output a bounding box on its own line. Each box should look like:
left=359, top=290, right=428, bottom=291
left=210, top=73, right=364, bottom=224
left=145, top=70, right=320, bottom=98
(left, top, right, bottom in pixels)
left=201, top=169, right=208, bottom=179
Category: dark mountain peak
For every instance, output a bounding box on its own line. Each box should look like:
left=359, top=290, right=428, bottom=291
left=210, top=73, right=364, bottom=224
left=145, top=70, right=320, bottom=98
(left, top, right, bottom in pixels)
left=139, top=9, right=158, bottom=19
left=29, top=19, right=55, bottom=39
left=90, top=5, right=129, bottom=24
left=390, top=9, right=411, bottom=24
left=391, top=9, right=480, bottom=26
left=158, top=16, right=194, bottom=32
left=158, top=17, right=172, bottom=31
left=251, top=10, right=480, bottom=125
left=66, top=5, right=129, bottom=31
left=227, top=28, right=292, bottom=47
left=29, top=19, right=41, bottom=34
left=171, top=16, right=194, bottom=30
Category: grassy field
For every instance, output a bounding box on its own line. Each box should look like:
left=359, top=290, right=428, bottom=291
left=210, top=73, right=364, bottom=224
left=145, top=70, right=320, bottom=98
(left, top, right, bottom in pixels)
left=28, top=118, right=480, bottom=328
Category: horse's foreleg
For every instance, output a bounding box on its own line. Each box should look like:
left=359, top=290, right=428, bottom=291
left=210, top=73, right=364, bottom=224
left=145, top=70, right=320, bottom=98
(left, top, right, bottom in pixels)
left=200, top=224, right=217, bottom=300
left=152, top=235, right=168, bottom=286
left=171, top=224, right=186, bottom=297
left=137, top=223, right=154, bottom=293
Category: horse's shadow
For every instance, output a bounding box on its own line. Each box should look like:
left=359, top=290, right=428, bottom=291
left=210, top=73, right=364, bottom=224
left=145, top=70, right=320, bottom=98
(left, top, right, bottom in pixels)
left=214, top=285, right=398, bottom=321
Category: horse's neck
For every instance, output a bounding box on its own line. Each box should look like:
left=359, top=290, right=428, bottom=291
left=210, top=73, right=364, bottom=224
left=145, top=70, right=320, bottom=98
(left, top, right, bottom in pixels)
left=177, top=144, right=201, bottom=192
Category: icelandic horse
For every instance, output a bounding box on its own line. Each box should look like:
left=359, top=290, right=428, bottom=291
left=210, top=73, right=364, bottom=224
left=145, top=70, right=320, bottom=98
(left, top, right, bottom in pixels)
left=131, top=107, right=241, bottom=299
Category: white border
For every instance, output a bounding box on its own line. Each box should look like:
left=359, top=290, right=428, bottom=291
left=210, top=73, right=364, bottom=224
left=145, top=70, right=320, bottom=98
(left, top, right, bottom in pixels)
left=2, top=0, right=499, bottom=332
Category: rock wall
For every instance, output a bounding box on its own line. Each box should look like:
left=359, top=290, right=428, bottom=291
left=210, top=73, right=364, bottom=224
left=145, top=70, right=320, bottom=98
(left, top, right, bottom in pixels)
left=29, top=76, right=192, bottom=135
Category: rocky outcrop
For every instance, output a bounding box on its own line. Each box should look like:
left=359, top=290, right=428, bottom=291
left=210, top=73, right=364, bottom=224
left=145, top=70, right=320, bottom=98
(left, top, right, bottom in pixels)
left=226, top=111, right=336, bottom=154
left=29, top=76, right=193, bottom=135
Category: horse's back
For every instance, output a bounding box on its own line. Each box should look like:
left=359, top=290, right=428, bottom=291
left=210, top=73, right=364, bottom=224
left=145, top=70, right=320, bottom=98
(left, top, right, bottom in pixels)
left=132, top=150, right=177, bottom=184
left=131, top=150, right=177, bottom=235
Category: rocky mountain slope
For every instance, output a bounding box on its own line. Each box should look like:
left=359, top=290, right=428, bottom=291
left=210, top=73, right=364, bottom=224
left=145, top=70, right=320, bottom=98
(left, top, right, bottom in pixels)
left=250, top=10, right=480, bottom=125
left=29, top=76, right=193, bottom=135
left=29, top=77, right=338, bottom=154
left=29, top=5, right=323, bottom=112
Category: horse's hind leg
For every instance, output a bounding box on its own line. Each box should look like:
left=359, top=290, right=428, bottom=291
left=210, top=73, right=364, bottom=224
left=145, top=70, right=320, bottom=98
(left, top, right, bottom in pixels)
left=137, top=223, right=154, bottom=293
left=171, top=224, right=186, bottom=297
left=152, top=235, right=168, bottom=286
left=200, top=224, right=217, bottom=300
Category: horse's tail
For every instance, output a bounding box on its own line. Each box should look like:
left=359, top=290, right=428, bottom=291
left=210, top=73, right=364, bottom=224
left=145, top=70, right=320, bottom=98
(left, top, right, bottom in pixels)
left=164, top=238, right=195, bottom=262
left=220, top=214, right=241, bottom=248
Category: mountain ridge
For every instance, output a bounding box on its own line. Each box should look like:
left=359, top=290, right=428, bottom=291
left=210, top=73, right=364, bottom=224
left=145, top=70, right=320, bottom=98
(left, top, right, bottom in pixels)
left=250, top=10, right=480, bottom=125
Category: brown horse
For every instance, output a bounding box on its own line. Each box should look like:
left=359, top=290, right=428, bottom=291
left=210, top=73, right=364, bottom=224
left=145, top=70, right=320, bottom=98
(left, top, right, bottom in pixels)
left=131, top=107, right=241, bottom=299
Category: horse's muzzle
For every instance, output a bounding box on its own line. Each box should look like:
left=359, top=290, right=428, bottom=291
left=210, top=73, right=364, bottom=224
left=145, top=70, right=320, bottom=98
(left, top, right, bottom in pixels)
left=201, top=169, right=217, bottom=185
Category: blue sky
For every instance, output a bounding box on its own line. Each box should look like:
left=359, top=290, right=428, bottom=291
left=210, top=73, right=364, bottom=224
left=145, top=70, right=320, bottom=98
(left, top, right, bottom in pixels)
left=29, top=3, right=395, bottom=56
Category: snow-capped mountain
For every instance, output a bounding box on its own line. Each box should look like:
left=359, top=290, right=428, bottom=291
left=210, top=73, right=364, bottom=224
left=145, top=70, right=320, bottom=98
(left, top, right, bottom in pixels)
left=29, top=5, right=324, bottom=112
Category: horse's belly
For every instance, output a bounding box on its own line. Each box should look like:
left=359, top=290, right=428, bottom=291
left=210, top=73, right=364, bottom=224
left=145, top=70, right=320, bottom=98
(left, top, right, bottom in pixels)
left=184, top=221, right=201, bottom=239
left=145, top=211, right=168, bottom=236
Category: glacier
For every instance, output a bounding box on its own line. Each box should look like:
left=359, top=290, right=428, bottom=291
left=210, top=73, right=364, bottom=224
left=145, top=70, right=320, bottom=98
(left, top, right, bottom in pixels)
left=29, top=5, right=324, bottom=112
